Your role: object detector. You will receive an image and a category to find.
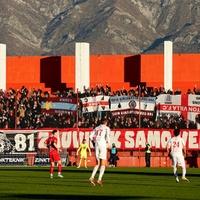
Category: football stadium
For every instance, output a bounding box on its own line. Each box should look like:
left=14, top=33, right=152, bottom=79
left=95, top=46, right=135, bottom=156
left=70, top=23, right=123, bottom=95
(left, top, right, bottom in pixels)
left=0, top=1, right=200, bottom=200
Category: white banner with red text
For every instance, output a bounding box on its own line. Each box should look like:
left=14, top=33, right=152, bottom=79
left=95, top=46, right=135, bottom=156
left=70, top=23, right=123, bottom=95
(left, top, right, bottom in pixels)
left=0, top=129, right=199, bottom=154
left=0, top=129, right=199, bottom=165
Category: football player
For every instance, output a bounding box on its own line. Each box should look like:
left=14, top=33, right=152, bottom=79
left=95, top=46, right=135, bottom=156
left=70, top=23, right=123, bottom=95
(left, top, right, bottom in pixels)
left=45, top=129, right=63, bottom=179
left=89, top=118, right=111, bottom=186
left=76, top=139, right=91, bottom=168
left=167, top=127, right=189, bottom=183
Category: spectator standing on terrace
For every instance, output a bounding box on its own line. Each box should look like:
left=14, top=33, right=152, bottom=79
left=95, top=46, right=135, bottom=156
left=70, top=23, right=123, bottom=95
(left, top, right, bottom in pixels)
left=109, top=143, right=119, bottom=167
left=145, top=143, right=151, bottom=167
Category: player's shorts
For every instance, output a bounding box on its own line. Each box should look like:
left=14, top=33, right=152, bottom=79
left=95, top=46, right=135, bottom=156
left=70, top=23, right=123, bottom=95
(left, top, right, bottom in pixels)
left=49, top=150, right=61, bottom=162
left=80, top=152, right=87, bottom=159
left=95, top=143, right=107, bottom=160
left=171, top=153, right=185, bottom=168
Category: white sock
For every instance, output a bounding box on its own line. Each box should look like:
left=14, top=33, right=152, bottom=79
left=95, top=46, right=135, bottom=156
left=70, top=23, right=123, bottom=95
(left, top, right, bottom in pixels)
left=91, top=165, right=99, bottom=179
left=173, top=166, right=177, bottom=176
left=182, top=165, right=186, bottom=178
left=98, top=166, right=105, bottom=181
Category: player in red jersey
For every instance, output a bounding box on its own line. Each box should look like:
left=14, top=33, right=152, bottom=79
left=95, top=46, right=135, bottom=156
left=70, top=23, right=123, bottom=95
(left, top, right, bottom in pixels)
left=45, top=129, right=63, bottom=178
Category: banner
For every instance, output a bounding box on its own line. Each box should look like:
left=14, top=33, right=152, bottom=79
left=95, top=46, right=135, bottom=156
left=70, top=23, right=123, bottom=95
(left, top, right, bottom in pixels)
left=188, top=95, right=200, bottom=122
left=156, top=94, right=200, bottom=122
left=0, top=128, right=199, bottom=165
left=41, top=97, right=77, bottom=114
left=0, top=129, right=199, bottom=153
left=81, top=95, right=110, bottom=113
left=110, top=96, right=156, bottom=116
left=0, top=154, right=26, bottom=165
left=34, top=155, right=67, bottom=166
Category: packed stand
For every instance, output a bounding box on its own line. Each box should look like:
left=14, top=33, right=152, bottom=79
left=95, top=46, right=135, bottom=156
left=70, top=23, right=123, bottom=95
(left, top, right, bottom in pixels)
left=0, top=85, right=199, bottom=129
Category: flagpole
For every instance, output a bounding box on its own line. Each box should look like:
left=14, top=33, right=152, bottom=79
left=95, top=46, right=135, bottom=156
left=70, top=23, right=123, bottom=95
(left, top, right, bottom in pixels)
left=138, top=85, right=141, bottom=128
left=14, top=94, right=17, bottom=129
left=76, top=88, right=79, bottom=129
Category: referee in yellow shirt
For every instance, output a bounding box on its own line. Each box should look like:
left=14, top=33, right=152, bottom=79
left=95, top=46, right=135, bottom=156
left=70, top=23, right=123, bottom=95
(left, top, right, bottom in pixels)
left=76, top=139, right=91, bottom=168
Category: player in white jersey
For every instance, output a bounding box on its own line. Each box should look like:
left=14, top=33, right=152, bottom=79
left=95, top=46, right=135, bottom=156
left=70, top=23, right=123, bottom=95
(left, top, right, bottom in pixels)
left=89, top=118, right=111, bottom=186
left=167, top=127, right=189, bottom=183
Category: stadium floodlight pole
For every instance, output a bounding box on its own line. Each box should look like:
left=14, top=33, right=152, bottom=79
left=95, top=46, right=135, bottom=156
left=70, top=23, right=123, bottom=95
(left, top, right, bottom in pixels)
left=75, top=42, right=90, bottom=93
left=0, top=44, right=6, bottom=91
left=164, top=41, right=173, bottom=91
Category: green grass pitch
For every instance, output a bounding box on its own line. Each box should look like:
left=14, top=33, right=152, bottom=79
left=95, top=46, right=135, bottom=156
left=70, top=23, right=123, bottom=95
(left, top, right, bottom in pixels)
left=0, top=167, right=199, bottom=200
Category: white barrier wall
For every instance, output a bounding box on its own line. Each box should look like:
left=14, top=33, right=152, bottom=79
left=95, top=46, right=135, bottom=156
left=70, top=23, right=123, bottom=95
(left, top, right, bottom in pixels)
left=164, top=41, right=173, bottom=91
left=75, top=42, right=90, bottom=92
left=0, top=44, right=6, bottom=91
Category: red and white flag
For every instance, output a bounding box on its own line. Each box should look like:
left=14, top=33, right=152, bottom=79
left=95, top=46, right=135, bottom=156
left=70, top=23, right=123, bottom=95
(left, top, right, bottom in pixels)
left=81, top=95, right=110, bottom=113
left=156, top=94, right=200, bottom=122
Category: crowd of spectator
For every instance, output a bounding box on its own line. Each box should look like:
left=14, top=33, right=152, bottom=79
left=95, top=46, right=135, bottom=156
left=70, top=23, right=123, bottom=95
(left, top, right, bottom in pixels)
left=0, top=85, right=199, bottom=129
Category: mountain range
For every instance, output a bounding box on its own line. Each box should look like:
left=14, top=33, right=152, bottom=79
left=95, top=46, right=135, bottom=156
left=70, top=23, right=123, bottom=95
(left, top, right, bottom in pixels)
left=0, top=0, right=199, bottom=56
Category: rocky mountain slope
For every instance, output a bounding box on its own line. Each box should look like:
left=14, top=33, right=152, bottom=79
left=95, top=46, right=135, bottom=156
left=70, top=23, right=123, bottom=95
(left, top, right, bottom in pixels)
left=0, top=0, right=199, bottom=55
